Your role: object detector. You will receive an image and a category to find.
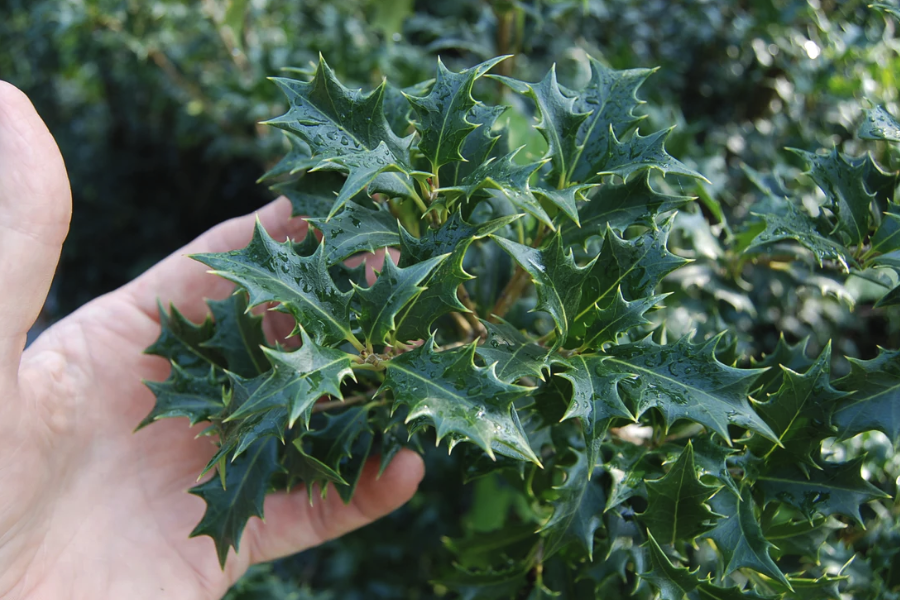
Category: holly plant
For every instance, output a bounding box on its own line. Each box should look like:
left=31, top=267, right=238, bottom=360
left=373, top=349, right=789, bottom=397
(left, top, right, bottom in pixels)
left=142, top=55, right=897, bottom=598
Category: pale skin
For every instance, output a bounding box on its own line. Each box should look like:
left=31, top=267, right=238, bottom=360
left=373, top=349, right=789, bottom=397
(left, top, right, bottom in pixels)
left=0, top=82, right=425, bottom=599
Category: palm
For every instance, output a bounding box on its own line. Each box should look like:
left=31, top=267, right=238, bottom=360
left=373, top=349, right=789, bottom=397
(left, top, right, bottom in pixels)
left=0, top=82, right=423, bottom=599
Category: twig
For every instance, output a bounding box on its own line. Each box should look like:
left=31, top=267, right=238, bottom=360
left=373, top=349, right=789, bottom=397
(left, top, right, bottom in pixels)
left=457, top=285, right=487, bottom=338
left=312, top=394, right=373, bottom=414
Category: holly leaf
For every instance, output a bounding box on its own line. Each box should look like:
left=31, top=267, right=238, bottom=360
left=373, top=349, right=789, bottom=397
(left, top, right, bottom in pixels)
left=859, top=105, right=900, bottom=142
left=225, top=329, right=355, bottom=428
left=313, top=142, right=412, bottom=218
left=556, top=355, right=634, bottom=473
left=560, top=173, right=691, bottom=248
left=573, top=217, right=690, bottom=339
left=567, top=59, right=654, bottom=183
left=757, top=458, right=890, bottom=525
left=690, top=435, right=741, bottom=497
left=258, top=131, right=317, bottom=181
left=540, top=448, right=605, bottom=558
left=607, top=335, right=777, bottom=444
left=870, top=211, right=900, bottom=256
left=493, top=232, right=592, bottom=347
left=640, top=532, right=702, bottom=600
left=640, top=442, right=718, bottom=545
left=439, top=102, right=508, bottom=188
left=267, top=56, right=419, bottom=216
left=270, top=171, right=344, bottom=218
left=492, top=67, right=589, bottom=186
left=875, top=282, right=900, bottom=307
left=308, top=202, right=400, bottom=265
left=354, top=252, right=448, bottom=346
left=596, top=127, right=704, bottom=184
left=833, top=347, right=900, bottom=445
left=604, top=441, right=663, bottom=511
left=442, top=149, right=554, bottom=227
left=746, top=198, right=851, bottom=270
left=790, top=148, right=874, bottom=246
left=202, top=293, right=269, bottom=378
left=755, top=344, right=847, bottom=467
left=381, top=338, right=538, bottom=463
left=145, top=302, right=220, bottom=375
left=190, top=438, right=279, bottom=567
left=394, top=214, right=520, bottom=340
left=191, top=221, right=358, bottom=348
left=139, top=364, right=225, bottom=429
left=475, top=319, right=550, bottom=383
left=751, top=335, right=815, bottom=396
left=406, top=56, right=507, bottom=170
left=579, top=288, right=668, bottom=351
left=291, top=406, right=373, bottom=502
left=702, top=488, right=790, bottom=587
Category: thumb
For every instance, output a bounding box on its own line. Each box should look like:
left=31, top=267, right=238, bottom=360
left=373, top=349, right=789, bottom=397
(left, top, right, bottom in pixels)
left=0, top=82, right=72, bottom=380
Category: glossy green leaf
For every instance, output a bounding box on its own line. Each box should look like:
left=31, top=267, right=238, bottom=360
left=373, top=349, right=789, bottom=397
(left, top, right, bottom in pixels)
left=859, top=105, right=900, bottom=142
left=475, top=319, right=550, bottom=383
left=560, top=173, right=691, bottom=248
left=394, top=213, right=519, bottom=340
left=540, top=448, right=605, bottom=558
left=202, top=293, right=269, bottom=378
left=757, top=458, right=890, bottom=525
left=833, top=347, right=900, bottom=445
left=140, top=364, right=225, bottom=429
left=640, top=443, right=718, bottom=545
left=308, top=202, right=400, bottom=265
left=354, top=252, right=448, bottom=346
left=607, top=336, right=776, bottom=444
left=703, top=488, right=790, bottom=587
left=755, top=344, right=846, bottom=467
left=190, top=438, right=279, bottom=567
left=225, top=329, right=355, bottom=427
left=790, top=148, right=873, bottom=246
left=746, top=198, right=851, bottom=270
left=406, top=56, right=507, bottom=170
left=556, top=355, right=633, bottom=473
left=191, top=221, right=358, bottom=349
left=493, top=232, right=592, bottom=347
left=381, top=338, right=538, bottom=462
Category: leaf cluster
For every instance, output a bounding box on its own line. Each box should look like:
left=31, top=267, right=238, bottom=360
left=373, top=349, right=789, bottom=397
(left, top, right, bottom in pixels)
left=141, top=54, right=898, bottom=599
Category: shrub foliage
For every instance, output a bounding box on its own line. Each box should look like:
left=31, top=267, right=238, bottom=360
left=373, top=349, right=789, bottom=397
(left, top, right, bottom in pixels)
left=142, top=50, right=900, bottom=599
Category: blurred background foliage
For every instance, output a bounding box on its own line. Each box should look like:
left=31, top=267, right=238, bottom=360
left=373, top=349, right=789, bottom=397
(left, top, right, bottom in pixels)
left=4, top=0, right=900, bottom=597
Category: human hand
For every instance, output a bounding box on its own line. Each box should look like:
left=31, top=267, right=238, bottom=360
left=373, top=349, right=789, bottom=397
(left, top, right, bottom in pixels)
left=0, top=82, right=424, bottom=599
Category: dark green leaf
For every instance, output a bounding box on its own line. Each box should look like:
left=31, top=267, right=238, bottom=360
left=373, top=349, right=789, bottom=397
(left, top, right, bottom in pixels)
left=540, top=448, right=605, bottom=558
left=746, top=198, right=851, bottom=270
left=640, top=532, right=701, bottom=600
left=833, top=347, right=900, bottom=445
left=556, top=355, right=633, bottom=473
left=202, top=293, right=269, bottom=378
left=308, top=202, right=400, bottom=265
left=702, top=488, right=790, bottom=587
left=191, top=221, right=359, bottom=349
left=560, top=173, right=690, bottom=248
left=225, top=329, right=355, bottom=427
left=640, top=443, right=718, bottom=545
left=475, top=319, right=550, bottom=383
left=493, top=232, right=591, bottom=347
left=755, top=344, right=846, bottom=467
left=859, top=105, right=900, bottom=142
left=492, top=67, right=589, bottom=187
left=381, top=338, right=538, bottom=462
left=354, top=252, right=447, bottom=346
left=580, top=288, right=668, bottom=351
left=140, top=364, right=224, bottom=429
left=757, top=458, right=890, bottom=525
left=607, top=335, right=777, bottom=444
left=190, top=439, right=279, bottom=567
left=790, top=148, right=873, bottom=246
left=406, top=56, right=507, bottom=170
left=394, top=214, right=520, bottom=340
